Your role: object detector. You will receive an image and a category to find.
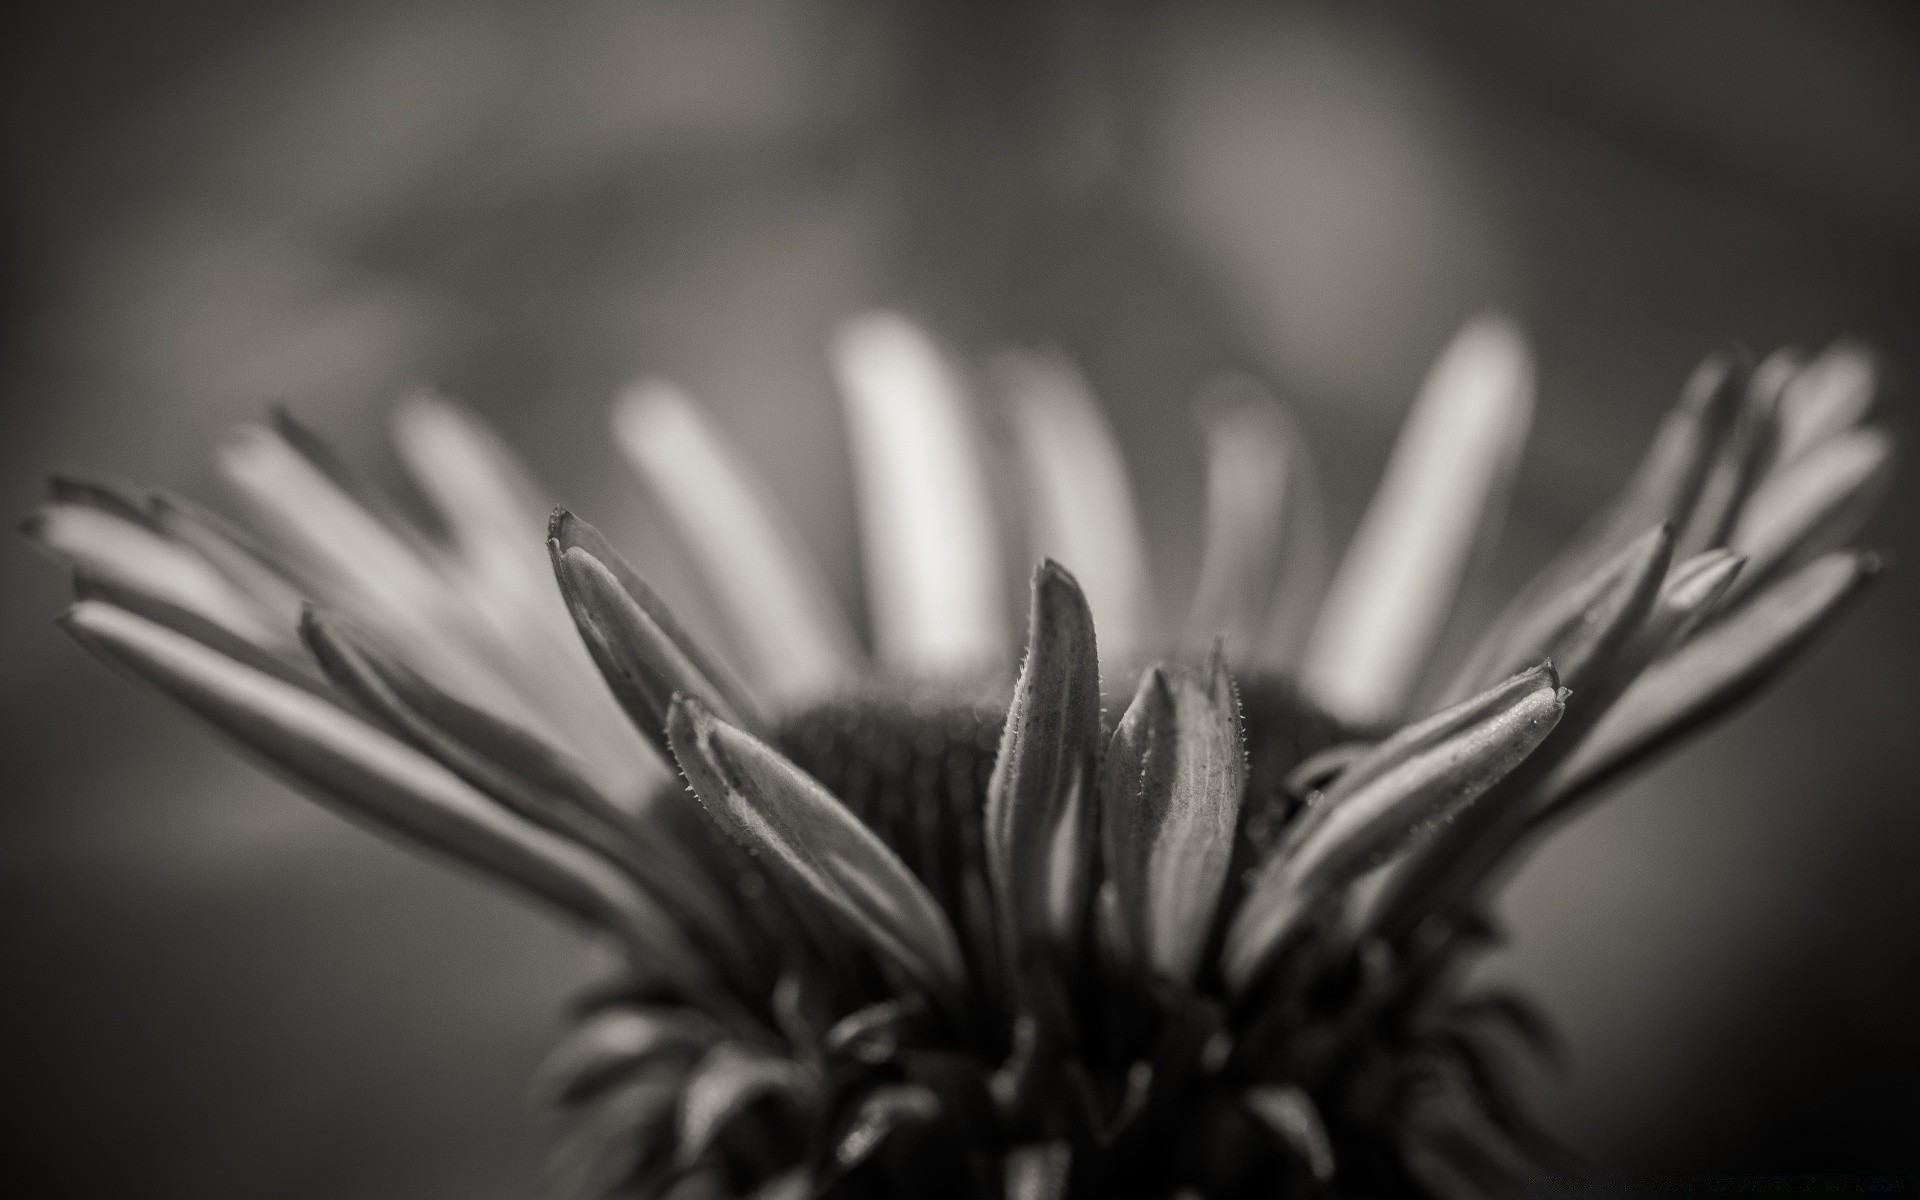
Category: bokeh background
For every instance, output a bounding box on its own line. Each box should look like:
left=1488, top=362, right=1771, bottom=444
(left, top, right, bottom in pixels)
left=3, top=1, right=1916, bottom=1195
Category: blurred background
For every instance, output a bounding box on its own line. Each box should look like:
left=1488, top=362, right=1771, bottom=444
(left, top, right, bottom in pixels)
left=2, top=0, right=1916, bottom=1195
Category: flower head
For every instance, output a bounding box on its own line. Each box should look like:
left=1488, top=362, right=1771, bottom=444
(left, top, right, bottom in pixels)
left=29, top=317, right=1890, bottom=1198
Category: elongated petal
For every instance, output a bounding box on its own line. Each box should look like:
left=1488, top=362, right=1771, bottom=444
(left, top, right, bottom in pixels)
left=1618, top=549, right=1746, bottom=666
left=391, top=391, right=548, bottom=582
left=220, top=420, right=548, bottom=739
left=301, top=604, right=761, bottom=990
left=1244, top=1085, right=1336, bottom=1183
left=26, top=503, right=284, bottom=651
left=147, top=490, right=308, bottom=640
left=1475, top=353, right=1745, bottom=680
left=528, top=1007, right=719, bottom=1108
left=1224, top=666, right=1564, bottom=993
left=1005, top=1142, right=1073, bottom=1200
left=1675, top=350, right=1794, bottom=559
left=1538, top=550, right=1881, bottom=820
left=613, top=381, right=859, bottom=705
left=1182, top=375, right=1328, bottom=669
left=1371, top=528, right=1676, bottom=933
left=1774, top=341, right=1877, bottom=466
left=390, top=398, right=665, bottom=804
left=676, top=1042, right=815, bottom=1167
left=834, top=1084, right=943, bottom=1172
left=538, top=1076, right=679, bottom=1200
left=1587, top=351, right=1748, bottom=567
left=985, top=562, right=1103, bottom=975
left=1100, top=663, right=1245, bottom=983
left=834, top=311, right=1007, bottom=675
left=997, top=348, right=1156, bottom=672
left=1440, top=523, right=1675, bottom=708
left=1726, top=427, right=1893, bottom=600
left=668, top=696, right=970, bottom=1018
left=59, top=601, right=722, bottom=999
left=551, top=511, right=764, bottom=756
left=1302, top=316, right=1535, bottom=726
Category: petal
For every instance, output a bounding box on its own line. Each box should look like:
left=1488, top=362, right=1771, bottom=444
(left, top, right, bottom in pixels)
left=668, top=696, right=971, bottom=1020
left=219, top=420, right=546, bottom=734
left=1439, top=523, right=1675, bottom=708
left=613, top=380, right=860, bottom=705
left=996, top=348, right=1157, bottom=673
left=59, top=601, right=725, bottom=1003
left=550, top=509, right=766, bottom=755
left=1244, top=1085, right=1336, bottom=1183
left=675, top=1041, right=815, bottom=1167
left=147, top=490, right=309, bottom=640
left=390, top=390, right=548, bottom=582
left=1005, top=1142, right=1072, bottom=1200
left=1773, top=340, right=1878, bottom=466
left=537, top=1075, right=679, bottom=1200
left=391, top=397, right=665, bottom=803
left=527, top=1007, right=719, bottom=1108
left=1726, top=426, right=1893, bottom=601
left=984, top=562, right=1103, bottom=976
left=1182, top=375, right=1329, bottom=670
left=26, top=502, right=285, bottom=652
left=834, top=311, right=1008, bottom=675
left=1224, top=665, right=1564, bottom=993
left=1369, top=528, right=1676, bottom=934
left=1100, top=663, right=1245, bottom=983
left=1301, top=316, right=1536, bottom=727
left=1538, top=550, right=1881, bottom=821
left=1674, top=349, right=1795, bottom=558
left=1480, top=351, right=1747, bottom=675
left=301, top=604, right=761, bottom=987
left=833, top=1084, right=943, bottom=1172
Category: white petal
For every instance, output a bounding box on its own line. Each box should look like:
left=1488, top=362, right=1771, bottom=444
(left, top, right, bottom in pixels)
left=996, top=348, right=1156, bottom=672
left=1182, top=375, right=1328, bottom=669
left=834, top=312, right=1008, bottom=676
left=393, top=394, right=668, bottom=804
left=219, top=423, right=552, bottom=740
left=612, top=381, right=859, bottom=705
left=1773, top=341, right=1877, bottom=467
left=391, top=391, right=548, bottom=591
left=26, top=503, right=284, bottom=650
left=59, top=600, right=712, bottom=994
left=1727, top=426, right=1893, bottom=600
left=1301, top=316, right=1535, bottom=727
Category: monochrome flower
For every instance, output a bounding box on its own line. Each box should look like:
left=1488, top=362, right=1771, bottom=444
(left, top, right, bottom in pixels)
left=28, top=314, right=1890, bottom=1199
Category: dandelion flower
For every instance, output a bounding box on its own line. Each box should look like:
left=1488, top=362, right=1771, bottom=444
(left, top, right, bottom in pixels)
left=28, top=317, right=1891, bottom=1199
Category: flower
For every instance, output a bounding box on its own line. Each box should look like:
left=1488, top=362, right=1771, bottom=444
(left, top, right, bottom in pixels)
left=27, top=312, right=1891, bottom=1199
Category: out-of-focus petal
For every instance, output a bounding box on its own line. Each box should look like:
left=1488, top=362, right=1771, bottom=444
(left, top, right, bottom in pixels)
left=1182, top=375, right=1328, bottom=670
left=1726, top=427, right=1893, bottom=600
left=1773, top=341, right=1878, bottom=467
left=26, top=502, right=285, bottom=652
left=996, top=348, right=1156, bottom=674
left=1538, top=550, right=1881, bottom=821
left=1301, top=316, right=1535, bottom=727
left=613, top=381, right=860, bottom=706
left=59, top=600, right=724, bottom=1003
left=395, top=394, right=667, bottom=805
left=834, top=311, right=1008, bottom=676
